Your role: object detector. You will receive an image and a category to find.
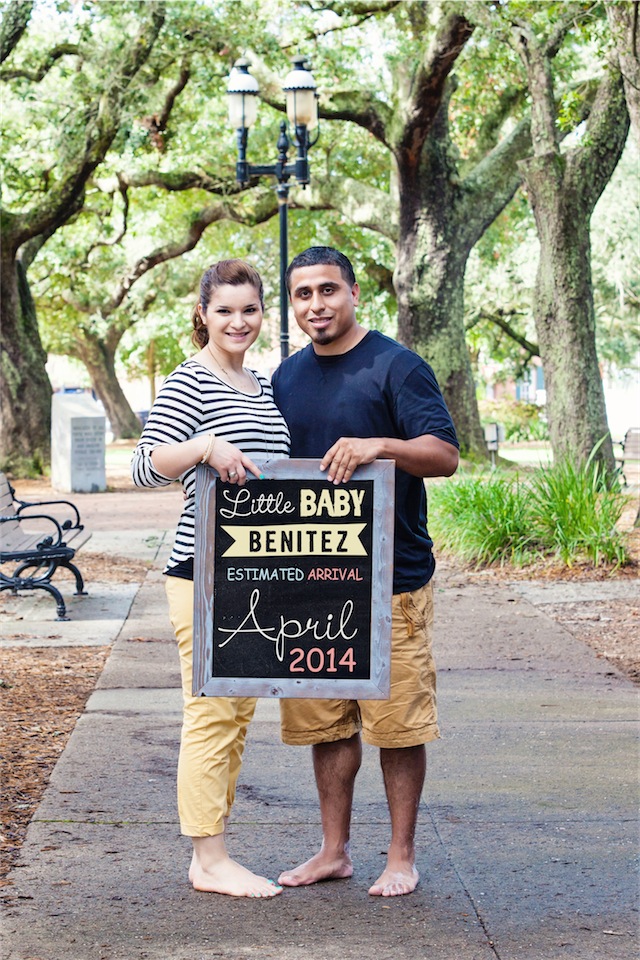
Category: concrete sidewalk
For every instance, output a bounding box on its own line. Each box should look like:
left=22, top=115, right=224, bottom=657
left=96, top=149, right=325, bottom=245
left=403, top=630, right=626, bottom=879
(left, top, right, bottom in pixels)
left=1, top=496, right=638, bottom=960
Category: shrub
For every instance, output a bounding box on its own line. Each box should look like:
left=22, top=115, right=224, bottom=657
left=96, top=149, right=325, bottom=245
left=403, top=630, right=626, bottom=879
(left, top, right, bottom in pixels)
left=428, top=472, right=538, bottom=567
left=528, top=450, right=631, bottom=567
left=429, top=449, right=631, bottom=570
left=478, top=397, right=549, bottom=442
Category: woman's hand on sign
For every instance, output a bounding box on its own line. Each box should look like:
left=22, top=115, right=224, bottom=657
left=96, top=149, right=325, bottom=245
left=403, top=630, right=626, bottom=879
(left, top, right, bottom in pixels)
left=320, top=437, right=381, bottom=484
left=209, top=437, right=262, bottom=484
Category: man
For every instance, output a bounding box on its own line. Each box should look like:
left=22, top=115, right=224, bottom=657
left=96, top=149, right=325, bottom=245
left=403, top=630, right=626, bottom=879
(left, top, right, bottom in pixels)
left=272, top=247, right=459, bottom=897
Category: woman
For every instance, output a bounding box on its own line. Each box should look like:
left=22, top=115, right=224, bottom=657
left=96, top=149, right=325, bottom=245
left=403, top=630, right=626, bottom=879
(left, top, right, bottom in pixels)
left=132, top=260, right=290, bottom=897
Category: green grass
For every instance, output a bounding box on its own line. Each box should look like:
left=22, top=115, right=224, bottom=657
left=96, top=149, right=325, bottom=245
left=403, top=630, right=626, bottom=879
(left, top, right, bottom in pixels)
left=429, top=451, right=632, bottom=570
left=428, top=472, right=538, bottom=567
left=528, top=452, right=631, bottom=567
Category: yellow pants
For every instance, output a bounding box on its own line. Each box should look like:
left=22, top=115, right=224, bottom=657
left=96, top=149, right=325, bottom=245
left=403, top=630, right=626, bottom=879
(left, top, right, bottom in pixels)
left=165, top=576, right=257, bottom=837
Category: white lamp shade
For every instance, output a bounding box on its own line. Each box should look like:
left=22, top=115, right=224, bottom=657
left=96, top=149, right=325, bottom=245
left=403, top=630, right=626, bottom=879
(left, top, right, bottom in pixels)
left=285, top=88, right=317, bottom=128
left=227, top=63, right=259, bottom=129
left=228, top=90, right=258, bottom=129
left=283, top=62, right=317, bottom=127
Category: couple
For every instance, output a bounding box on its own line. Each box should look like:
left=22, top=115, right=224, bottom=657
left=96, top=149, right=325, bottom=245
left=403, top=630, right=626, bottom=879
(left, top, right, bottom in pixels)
left=132, top=246, right=459, bottom=900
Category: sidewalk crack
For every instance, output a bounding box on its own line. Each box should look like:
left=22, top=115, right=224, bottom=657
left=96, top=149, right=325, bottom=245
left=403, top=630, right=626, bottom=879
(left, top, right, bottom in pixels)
left=426, top=803, right=502, bottom=959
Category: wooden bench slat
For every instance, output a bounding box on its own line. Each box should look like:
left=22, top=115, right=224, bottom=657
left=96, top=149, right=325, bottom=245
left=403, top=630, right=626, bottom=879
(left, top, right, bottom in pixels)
left=1, top=527, right=46, bottom=553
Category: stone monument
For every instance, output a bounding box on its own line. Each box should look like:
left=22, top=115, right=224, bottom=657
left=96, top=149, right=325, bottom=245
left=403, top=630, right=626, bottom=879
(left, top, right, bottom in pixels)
left=51, top=392, right=106, bottom=493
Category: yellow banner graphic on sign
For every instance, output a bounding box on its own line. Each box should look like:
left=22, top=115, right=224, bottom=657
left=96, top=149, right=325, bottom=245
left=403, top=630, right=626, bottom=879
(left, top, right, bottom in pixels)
left=221, top=523, right=367, bottom=557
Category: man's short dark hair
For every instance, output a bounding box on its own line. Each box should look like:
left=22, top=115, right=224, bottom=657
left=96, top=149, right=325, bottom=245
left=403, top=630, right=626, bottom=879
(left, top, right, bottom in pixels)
left=285, top=246, right=357, bottom=293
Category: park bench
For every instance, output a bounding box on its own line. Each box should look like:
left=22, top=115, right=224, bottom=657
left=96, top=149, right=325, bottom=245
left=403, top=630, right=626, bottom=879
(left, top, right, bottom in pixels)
left=0, top=472, right=91, bottom=620
left=616, top=428, right=640, bottom=486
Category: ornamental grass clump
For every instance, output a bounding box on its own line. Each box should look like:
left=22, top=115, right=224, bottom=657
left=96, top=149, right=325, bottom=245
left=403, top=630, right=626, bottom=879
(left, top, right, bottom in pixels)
left=528, top=449, right=631, bottom=568
left=428, top=472, right=538, bottom=567
left=428, top=446, right=632, bottom=570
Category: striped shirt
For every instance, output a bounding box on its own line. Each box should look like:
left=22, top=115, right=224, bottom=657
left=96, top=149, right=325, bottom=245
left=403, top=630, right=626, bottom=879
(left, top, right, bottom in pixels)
left=131, top=359, right=290, bottom=572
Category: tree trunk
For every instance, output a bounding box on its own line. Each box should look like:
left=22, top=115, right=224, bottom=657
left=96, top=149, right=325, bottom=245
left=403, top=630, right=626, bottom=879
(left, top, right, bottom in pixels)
left=0, top=4, right=164, bottom=471
left=524, top=157, right=614, bottom=467
left=76, top=337, right=142, bottom=440
left=0, top=252, right=52, bottom=474
left=607, top=1, right=640, bottom=147
left=396, top=229, right=487, bottom=459
left=514, top=39, right=629, bottom=475
left=393, top=97, right=495, bottom=461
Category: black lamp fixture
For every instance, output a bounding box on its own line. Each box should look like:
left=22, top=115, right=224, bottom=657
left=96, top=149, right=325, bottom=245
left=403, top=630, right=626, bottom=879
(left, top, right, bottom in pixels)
left=227, top=56, right=319, bottom=359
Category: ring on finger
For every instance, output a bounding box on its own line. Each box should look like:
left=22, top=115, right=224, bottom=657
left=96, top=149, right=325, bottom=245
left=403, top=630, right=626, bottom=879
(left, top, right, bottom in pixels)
left=229, top=470, right=238, bottom=479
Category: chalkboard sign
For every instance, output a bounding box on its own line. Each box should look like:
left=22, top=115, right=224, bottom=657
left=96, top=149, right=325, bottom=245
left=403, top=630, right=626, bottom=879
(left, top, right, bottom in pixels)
left=192, top=459, right=395, bottom=699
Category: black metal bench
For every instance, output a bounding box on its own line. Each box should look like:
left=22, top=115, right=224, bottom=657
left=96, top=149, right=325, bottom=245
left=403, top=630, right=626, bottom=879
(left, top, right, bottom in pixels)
left=0, top=472, right=92, bottom=620
left=616, top=428, right=640, bottom=486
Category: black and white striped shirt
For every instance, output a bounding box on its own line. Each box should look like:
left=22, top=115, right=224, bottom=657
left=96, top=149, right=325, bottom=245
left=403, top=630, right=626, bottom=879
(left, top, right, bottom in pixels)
left=131, top=359, right=290, bottom=572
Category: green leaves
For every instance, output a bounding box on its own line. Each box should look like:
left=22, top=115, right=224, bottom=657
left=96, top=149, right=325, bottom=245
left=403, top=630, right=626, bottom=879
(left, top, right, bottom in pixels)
left=429, top=448, right=632, bottom=570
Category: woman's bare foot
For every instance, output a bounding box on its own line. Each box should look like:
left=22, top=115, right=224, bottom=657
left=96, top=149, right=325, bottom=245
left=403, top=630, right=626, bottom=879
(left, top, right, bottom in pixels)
left=190, top=836, right=282, bottom=898
left=368, top=863, right=419, bottom=897
left=278, top=849, right=353, bottom=887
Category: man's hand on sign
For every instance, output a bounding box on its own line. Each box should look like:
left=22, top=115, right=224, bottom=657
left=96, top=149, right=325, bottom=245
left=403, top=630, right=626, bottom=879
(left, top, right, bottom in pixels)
left=320, top=437, right=382, bottom=484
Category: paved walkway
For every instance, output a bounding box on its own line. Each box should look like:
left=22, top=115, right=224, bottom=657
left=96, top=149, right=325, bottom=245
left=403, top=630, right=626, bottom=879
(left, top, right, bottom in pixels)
left=1, top=487, right=638, bottom=960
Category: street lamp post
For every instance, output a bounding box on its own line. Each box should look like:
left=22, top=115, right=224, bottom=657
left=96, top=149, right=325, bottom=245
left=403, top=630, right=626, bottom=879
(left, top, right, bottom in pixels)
left=227, top=57, right=318, bottom=360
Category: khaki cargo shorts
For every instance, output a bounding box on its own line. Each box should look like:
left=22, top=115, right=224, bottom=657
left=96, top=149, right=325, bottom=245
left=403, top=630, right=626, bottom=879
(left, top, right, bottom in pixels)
left=279, top=581, right=439, bottom=749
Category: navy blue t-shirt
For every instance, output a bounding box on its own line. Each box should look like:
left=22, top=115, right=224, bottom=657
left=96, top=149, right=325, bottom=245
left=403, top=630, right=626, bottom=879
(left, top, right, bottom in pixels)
left=272, top=330, right=459, bottom=593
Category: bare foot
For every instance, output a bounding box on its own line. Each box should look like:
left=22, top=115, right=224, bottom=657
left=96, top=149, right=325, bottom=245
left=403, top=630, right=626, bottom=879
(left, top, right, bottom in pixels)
left=368, top=864, right=419, bottom=897
left=189, top=852, right=282, bottom=898
left=278, top=850, right=353, bottom=887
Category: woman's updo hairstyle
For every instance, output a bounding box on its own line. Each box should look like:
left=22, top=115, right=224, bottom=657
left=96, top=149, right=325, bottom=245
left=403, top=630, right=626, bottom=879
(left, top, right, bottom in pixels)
left=191, top=259, right=264, bottom=348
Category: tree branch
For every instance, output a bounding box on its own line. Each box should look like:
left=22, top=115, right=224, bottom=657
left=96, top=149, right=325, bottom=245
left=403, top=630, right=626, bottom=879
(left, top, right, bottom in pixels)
left=99, top=190, right=279, bottom=316
left=159, top=61, right=190, bottom=129
left=396, top=12, right=474, bottom=162
left=511, top=23, right=559, bottom=155
left=544, top=3, right=594, bottom=58
left=4, top=2, right=166, bottom=252
left=85, top=176, right=130, bottom=257
left=607, top=0, right=640, bottom=147
left=299, top=175, right=398, bottom=240
left=114, top=169, right=240, bottom=194
left=282, top=0, right=401, bottom=45
left=470, top=309, right=540, bottom=357
left=567, top=67, right=630, bottom=210
left=140, top=60, right=190, bottom=151
left=322, top=0, right=400, bottom=16
left=0, top=43, right=80, bottom=81
left=317, top=90, right=393, bottom=146
left=0, top=0, right=33, bottom=64
left=510, top=5, right=598, bottom=157
left=458, top=116, right=532, bottom=247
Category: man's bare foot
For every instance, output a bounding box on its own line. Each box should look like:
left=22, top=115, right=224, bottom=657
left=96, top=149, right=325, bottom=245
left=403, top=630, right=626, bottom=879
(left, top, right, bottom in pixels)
left=189, top=852, right=282, bottom=897
left=278, top=850, right=353, bottom=887
left=368, top=864, right=419, bottom=897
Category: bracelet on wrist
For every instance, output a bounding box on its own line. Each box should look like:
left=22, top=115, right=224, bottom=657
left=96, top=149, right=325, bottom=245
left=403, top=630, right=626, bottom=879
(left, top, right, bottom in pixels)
left=200, top=433, right=216, bottom=464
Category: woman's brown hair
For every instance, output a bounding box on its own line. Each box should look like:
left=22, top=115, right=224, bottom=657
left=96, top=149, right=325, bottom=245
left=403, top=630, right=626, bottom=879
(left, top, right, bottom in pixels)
left=191, top=259, right=264, bottom=348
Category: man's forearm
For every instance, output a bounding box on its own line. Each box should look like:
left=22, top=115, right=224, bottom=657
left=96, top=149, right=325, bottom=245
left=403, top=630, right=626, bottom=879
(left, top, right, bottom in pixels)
left=376, top=434, right=459, bottom=478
